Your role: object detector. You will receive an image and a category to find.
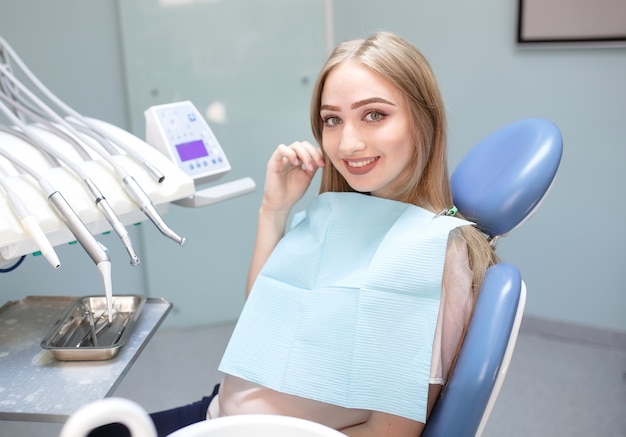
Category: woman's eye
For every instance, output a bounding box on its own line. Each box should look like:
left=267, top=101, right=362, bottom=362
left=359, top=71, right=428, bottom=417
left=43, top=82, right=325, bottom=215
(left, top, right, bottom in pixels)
left=364, top=111, right=384, bottom=122
left=323, top=116, right=341, bottom=126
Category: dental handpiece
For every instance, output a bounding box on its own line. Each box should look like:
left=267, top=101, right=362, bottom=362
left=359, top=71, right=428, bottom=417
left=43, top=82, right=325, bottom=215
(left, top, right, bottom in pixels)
left=46, top=189, right=115, bottom=321
left=121, top=175, right=186, bottom=246
left=0, top=102, right=140, bottom=265
left=83, top=178, right=140, bottom=266
left=47, top=190, right=110, bottom=266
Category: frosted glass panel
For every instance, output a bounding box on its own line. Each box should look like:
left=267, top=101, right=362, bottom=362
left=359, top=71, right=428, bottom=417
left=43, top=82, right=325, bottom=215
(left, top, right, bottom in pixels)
left=119, top=0, right=326, bottom=134
left=118, top=0, right=327, bottom=327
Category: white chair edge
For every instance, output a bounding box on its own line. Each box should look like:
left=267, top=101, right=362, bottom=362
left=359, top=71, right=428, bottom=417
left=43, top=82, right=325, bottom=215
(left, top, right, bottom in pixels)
left=475, top=280, right=527, bottom=437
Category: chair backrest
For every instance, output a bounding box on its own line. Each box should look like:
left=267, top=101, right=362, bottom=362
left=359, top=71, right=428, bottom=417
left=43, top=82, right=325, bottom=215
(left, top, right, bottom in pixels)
left=450, top=118, right=563, bottom=239
left=422, top=118, right=562, bottom=437
left=422, top=263, right=525, bottom=437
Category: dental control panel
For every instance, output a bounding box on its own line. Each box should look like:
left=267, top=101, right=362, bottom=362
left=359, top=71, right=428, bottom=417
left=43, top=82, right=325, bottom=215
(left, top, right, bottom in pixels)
left=145, top=101, right=231, bottom=186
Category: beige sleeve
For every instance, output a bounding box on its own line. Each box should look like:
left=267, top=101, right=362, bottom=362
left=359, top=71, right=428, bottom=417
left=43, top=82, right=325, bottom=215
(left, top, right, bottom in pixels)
left=429, top=230, right=474, bottom=384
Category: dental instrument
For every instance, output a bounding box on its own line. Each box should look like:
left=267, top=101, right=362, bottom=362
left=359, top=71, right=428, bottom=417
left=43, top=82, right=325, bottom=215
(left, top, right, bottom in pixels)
left=0, top=145, right=114, bottom=320
left=0, top=97, right=142, bottom=265
left=0, top=173, right=60, bottom=269
left=0, top=62, right=186, bottom=249
left=64, top=120, right=187, bottom=245
left=0, top=35, right=166, bottom=184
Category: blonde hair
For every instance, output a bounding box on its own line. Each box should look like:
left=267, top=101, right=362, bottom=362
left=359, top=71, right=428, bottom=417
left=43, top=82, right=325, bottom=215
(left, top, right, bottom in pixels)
left=309, top=31, right=498, bottom=292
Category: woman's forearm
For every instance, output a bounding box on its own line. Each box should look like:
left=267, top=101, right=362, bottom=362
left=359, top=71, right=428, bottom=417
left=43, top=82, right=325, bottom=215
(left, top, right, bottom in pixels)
left=245, top=141, right=324, bottom=297
left=245, top=205, right=291, bottom=297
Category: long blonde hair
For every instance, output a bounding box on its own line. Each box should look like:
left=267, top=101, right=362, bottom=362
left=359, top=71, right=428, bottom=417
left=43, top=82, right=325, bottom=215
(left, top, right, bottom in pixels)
left=309, top=31, right=498, bottom=293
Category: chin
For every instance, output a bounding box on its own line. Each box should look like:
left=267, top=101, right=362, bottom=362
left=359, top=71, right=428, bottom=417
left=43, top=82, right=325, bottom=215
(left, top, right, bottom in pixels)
left=345, top=182, right=375, bottom=194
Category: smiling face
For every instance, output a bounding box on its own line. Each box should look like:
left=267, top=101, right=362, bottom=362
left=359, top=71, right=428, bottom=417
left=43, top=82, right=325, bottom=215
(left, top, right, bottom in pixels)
left=319, top=61, right=415, bottom=199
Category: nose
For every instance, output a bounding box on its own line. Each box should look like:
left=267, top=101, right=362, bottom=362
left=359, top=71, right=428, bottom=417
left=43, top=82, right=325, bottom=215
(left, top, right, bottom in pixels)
left=339, top=122, right=366, bottom=155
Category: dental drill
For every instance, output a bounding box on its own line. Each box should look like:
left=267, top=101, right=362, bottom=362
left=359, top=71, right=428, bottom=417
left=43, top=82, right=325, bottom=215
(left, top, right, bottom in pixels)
left=0, top=147, right=114, bottom=320
left=63, top=120, right=187, bottom=246
left=0, top=62, right=186, bottom=247
left=0, top=97, right=141, bottom=265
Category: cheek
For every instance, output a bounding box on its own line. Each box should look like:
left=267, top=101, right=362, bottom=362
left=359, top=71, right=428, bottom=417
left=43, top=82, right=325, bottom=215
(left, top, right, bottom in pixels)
left=321, top=131, right=340, bottom=158
left=320, top=134, right=339, bottom=167
left=389, top=134, right=414, bottom=162
left=389, top=138, right=416, bottom=178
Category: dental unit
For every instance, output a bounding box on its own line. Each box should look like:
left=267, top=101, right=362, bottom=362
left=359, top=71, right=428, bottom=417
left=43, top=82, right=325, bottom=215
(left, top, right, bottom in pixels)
left=0, top=61, right=185, bottom=250
left=0, top=141, right=114, bottom=318
left=0, top=34, right=255, bottom=330
left=0, top=98, right=141, bottom=266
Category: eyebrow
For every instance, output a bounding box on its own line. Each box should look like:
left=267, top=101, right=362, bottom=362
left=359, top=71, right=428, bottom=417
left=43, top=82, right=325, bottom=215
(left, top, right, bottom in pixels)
left=320, top=97, right=396, bottom=112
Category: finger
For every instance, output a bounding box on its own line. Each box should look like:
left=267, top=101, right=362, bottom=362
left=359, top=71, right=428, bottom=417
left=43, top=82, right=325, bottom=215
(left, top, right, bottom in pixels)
left=288, top=141, right=324, bottom=171
left=268, top=144, right=298, bottom=172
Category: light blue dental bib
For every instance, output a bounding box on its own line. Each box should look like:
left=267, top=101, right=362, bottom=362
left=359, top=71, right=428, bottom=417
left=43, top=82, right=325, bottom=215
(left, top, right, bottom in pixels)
left=219, top=192, right=471, bottom=422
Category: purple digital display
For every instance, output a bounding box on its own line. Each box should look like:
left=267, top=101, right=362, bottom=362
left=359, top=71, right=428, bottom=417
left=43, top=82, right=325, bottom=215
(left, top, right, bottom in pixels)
left=175, top=139, right=209, bottom=162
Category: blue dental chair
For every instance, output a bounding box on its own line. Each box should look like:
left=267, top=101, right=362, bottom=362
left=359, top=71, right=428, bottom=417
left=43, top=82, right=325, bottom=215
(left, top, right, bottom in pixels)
left=422, top=118, right=563, bottom=436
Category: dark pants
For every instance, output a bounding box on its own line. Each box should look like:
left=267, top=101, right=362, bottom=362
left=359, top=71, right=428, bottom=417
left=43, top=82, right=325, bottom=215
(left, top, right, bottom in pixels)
left=87, top=384, right=220, bottom=437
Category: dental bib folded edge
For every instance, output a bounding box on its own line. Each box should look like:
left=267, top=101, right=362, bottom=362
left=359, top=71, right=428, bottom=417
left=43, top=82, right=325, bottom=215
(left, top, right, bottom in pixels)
left=219, top=192, right=471, bottom=422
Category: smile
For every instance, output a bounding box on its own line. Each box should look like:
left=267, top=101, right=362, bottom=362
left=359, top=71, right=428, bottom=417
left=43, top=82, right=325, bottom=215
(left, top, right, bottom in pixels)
left=346, top=157, right=378, bottom=167
left=343, top=157, right=379, bottom=175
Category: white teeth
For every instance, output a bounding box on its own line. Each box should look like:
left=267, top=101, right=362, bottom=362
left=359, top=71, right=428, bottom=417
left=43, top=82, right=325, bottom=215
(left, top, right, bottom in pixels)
left=347, top=158, right=377, bottom=167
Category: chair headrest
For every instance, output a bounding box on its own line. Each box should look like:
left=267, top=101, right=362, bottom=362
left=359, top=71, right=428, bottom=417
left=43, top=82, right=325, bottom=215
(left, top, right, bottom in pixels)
left=451, top=118, right=563, bottom=238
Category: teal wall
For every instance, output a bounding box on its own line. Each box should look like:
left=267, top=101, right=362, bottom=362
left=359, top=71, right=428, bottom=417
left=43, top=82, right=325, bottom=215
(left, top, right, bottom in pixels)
left=330, top=0, right=626, bottom=333
left=0, top=0, right=624, bottom=333
left=118, top=0, right=328, bottom=327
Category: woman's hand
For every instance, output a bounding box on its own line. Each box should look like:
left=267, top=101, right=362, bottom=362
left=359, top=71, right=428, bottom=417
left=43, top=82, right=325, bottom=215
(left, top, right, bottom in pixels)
left=261, top=141, right=325, bottom=214
left=246, top=141, right=325, bottom=295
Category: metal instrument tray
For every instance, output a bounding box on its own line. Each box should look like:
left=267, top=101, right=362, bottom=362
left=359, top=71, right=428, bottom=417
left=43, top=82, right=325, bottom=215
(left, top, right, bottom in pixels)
left=40, top=294, right=146, bottom=361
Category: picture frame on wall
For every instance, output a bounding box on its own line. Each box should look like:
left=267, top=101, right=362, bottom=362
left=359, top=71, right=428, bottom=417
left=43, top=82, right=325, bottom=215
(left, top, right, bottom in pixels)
left=517, top=0, right=626, bottom=47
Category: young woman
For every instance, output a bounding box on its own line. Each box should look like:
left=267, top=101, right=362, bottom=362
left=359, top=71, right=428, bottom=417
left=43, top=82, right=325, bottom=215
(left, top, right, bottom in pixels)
left=92, top=31, right=497, bottom=437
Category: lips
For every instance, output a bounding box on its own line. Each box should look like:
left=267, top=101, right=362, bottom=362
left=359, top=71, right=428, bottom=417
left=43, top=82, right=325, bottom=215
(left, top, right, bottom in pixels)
left=343, top=157, right=379, bottom=175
